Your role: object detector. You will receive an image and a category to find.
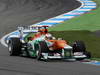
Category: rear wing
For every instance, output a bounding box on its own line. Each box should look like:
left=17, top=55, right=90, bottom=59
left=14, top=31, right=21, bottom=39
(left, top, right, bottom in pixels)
left=30, top=25, right=49, bottom=29
left=17, top=25, right=49, bottom=34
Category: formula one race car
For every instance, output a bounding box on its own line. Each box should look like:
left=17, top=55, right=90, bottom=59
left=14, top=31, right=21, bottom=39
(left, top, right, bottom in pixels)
left=7, top=25, right=91, bottom=61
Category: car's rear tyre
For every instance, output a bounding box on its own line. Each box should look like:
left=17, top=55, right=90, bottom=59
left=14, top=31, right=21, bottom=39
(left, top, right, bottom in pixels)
left=72, top=41, right=86, bottom=52
left=35, top=41, right=49, bottom=60
left=8, top=38, right=21, bottom=56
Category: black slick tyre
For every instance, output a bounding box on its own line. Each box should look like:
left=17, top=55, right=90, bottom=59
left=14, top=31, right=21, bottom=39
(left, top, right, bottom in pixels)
left=72, top=41, right=86, bottom=52
left=8, top=38, right=21, bottom=56
left=36, top=41, right=49, bottom=60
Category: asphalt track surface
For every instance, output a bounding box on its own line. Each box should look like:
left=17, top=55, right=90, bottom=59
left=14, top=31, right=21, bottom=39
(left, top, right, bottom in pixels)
left=0, top=0, right=100, bottom=75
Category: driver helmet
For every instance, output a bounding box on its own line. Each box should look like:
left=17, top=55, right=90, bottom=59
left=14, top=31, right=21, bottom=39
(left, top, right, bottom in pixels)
left=45, top=33, right=53, bottom=40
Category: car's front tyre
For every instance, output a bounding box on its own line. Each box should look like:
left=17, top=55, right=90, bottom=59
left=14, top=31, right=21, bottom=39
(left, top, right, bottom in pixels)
left=8, top=38, right=21, bottom=56
left=35, top=41, right=49, bottom=60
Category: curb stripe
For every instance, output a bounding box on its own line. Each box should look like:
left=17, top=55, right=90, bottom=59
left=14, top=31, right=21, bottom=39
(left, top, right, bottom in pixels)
left=43, top=20, right=64, bottom=23
left=49, top=18, right=69, bottom=21
left=63, top=14, right=79, bottom=16
left=80, top=7, right=96, bottom=9
left=83, top=61, right=100, bottom=66
left=73, top=11, right=88, bottom=13
left=83, top=2, right=96, bottom=3
left=36, top=22, right=59, bottom=25
left=84, top=5, right=96, bottom=6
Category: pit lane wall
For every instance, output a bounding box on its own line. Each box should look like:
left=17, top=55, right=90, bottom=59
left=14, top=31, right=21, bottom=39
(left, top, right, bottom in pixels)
left=0, top=0, right=96, bottom=47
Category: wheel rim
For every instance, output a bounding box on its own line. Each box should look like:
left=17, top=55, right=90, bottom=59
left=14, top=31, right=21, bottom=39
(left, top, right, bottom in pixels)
left=36, top=44, right=42, bottom=60
left=36, top=50, right=39, bottom=56
left=35, top=44, right=40, bottom=56
left=8, top=43, right=13, bottom=55
left=8, top=44, right=12, bottom=53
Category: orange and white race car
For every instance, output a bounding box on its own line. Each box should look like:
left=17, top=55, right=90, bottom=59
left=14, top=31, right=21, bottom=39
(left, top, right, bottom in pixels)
left=8, top=25, right=91, bottom=61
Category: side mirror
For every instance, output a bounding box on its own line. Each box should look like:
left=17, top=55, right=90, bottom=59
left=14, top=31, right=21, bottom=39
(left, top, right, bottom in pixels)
left=58, top=38, right=63, bottom=40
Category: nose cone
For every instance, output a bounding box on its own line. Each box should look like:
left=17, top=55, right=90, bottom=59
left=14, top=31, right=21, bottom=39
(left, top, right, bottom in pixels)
left=53, top=40, right=67, bottom=50
left=59, top=43, right=66, bottom=48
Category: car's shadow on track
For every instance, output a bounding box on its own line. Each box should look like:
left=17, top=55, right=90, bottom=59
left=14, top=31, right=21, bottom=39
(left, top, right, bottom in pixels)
left=22, top=56, right=76, bottom=63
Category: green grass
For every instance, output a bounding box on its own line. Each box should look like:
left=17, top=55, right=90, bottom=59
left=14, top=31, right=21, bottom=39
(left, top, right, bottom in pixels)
left=91, top=58, right=100, bottom=61
left=49, top=0, right=100, bottom=31
left=50, top=31, right=100, bottom=58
